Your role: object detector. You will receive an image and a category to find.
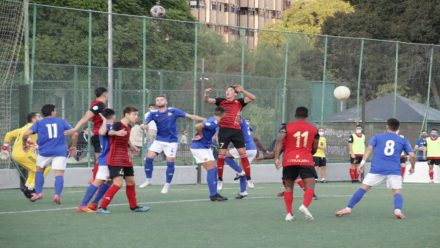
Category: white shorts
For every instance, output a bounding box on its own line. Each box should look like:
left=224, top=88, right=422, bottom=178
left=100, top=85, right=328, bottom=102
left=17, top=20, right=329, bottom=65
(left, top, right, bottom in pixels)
left=36, top=155, right=67, bottom=170
left=363, top=173, right=402, bottom=189
left=190, top=149, right=215, bottom=164
left=229, top=148, right=257, bottom=163
left=95, top=165, right=110, bottom=181
left=149, top=141, right=178, bottom=158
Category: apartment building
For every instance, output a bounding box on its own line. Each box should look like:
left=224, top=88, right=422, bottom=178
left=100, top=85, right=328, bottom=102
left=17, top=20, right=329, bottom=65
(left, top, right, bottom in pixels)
left=189, top=0, right=291, bottom=48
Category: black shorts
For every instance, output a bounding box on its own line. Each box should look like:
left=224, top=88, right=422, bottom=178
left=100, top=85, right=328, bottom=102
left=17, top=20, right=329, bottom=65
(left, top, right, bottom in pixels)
left=400, top=156, right=408, bottom=164
left=427, top=159, right=440, bottom=166
left=350, top=157, right=362, bottom=165
left=108, top=166, right=134, bottom=179
left=282, top=166, right=317, bottom=181
left=218, top=127, right=245, bottom=149
left=313, top=157, right=327, bottom=167
left=91, top=135, right=101, bottom=153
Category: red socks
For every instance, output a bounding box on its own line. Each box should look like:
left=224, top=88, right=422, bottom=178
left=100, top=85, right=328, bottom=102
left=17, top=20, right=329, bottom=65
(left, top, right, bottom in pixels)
left=401, top=167, right=406, bottom=177
left=303, top=188, right=315, bottom=207
left=429, top=170, right=434, bottom=180
left=240, top=155, right=251, bottom=178
left=295, top=179, right=305, bottom=190
left=125, top=185, right=137, bottom=209
left=217, top=156, right=225, bottom=180
left=100, top=184, right=121, bottom=209
left=349, top=168, right=356, bottom=180
left=284, top=191, right=293, bottom=214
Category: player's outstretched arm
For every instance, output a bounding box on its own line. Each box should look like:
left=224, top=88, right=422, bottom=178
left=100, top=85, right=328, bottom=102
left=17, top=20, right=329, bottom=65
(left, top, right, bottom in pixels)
left=69, top=132, right=78, bottom=157
left=98, top=113, right=108, bottom=136
left=234, top=85, right=256, bottom=103
left=274, top=131, right=286, bottom=169
left=204, top=88, right=216, bottom=104
left=71, top=110, right=95, bottom=133
left=185, top=113, right=206, bottom=122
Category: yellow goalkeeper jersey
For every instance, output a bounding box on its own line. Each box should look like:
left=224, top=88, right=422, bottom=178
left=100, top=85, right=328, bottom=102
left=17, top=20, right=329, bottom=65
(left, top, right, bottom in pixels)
left=313, top=136, right=327, bottom=158
left=4, top=123, right=37, bottom=156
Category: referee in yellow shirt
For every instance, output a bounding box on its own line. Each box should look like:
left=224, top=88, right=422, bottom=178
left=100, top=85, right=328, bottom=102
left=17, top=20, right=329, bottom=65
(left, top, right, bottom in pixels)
left=1, top=112, right=51, bottom=198
left=313, top=128, right=328, bottom=183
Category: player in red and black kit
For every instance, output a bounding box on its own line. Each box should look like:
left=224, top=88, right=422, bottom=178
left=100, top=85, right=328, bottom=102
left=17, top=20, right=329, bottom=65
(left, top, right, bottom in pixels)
left=204, top=85, right=256, bottom=189
left=71, top=87, right=108, bottom=179
left=98, top=106, right=149, bottom=214
left=274, top=107, right=319, bottom=221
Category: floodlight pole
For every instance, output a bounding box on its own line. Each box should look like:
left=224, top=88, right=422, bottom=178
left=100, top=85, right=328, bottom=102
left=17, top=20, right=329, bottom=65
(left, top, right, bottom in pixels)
left=108, top=0, right=114, bottom=108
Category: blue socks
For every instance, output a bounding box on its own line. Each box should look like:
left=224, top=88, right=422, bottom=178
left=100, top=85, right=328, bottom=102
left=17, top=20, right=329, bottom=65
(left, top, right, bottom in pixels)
left=394, top=193, right=403, bottom=210
left=93, top=183, right=110, bottom=204
left=144, top=157, right=154, bottom=179
left=347, top=188, right=366, bottom=208
left=207, top=167, right=218, bottom=197
left=239, top=176, right=247, bottom=193
left=166, top=162, right=175, bottom=184
left=54, top=175, right=64, bottom=196
left=35, top=171, right=44, bottom=194
left=225, top=157, right=242, bottom=173
left=80, top=184, right=98, bottom=206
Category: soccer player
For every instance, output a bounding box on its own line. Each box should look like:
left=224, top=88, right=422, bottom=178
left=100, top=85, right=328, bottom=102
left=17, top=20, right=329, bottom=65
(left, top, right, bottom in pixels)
left=98, top=106, right=149, bottom=214
left=77, top=109, right=123, bottom=213
left=2, top=112, right=51, bottom=198
left=190, top=107, right=227, bottom=201
left=204, top=85, right=256, bottom=190
left=424, top=129, right=440, bottom=183
left=141, top=95, right=205, bottom=194
left=221, top=118, right=257, bottom=198
left=314, top=127, right=327, bottom=183
left=348, top=125, right=365, bottom=183
left=335, top=118, right=416, bottom=219
left=71, top=87, right=108, bottom=180
left=22, top=104, right=78, bottom=204
left=414, top=130, right=427, bottom=162
left=274, top=107, right=319, bottom=221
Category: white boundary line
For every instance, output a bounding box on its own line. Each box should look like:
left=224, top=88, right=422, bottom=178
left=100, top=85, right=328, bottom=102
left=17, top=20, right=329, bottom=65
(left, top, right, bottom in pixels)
left=0, top=194, right=352, bottom=215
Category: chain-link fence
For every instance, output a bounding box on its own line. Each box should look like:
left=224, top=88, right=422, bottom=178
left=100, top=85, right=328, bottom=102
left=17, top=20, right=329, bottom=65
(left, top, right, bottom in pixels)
left=3, top=3, right=440, bottom=168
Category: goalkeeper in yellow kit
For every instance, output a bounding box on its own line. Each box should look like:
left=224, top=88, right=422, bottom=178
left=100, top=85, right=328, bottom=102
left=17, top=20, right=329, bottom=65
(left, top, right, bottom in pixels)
left=1, top=112, right=51, bottom=198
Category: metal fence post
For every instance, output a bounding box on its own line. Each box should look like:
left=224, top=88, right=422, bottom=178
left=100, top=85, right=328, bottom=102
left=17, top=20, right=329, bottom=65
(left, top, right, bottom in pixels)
left=356, top=38, right=365, bottom=123
left=30, top=3, right=37, bottom=108
left=422, top=46, right=434, bottom=132
left=281, top=34, right=289, bottom=123
left=320, top=35, right=328, bottom=127
left=86, top=10, right=92, bottom=168
left=393, top=41, right=399, bottom=118
left=193, top=22, right=201, bottom=184
left=240, top=28, right=245, bottom=88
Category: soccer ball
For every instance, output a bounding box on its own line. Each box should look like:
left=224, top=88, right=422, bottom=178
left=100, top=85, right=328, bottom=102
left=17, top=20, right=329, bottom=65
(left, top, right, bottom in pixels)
left=334, top=86, right=351, bottom=100
left=150, top=5, right=166, bottom=18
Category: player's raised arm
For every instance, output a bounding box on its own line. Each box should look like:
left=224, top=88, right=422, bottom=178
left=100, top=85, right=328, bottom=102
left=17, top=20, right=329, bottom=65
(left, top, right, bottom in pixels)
left=274, top=124, right=287, bottom=169
left=204, top=88, right=216, bottom=104
left=234, top=85, right=256, bottom=103
left=185, top=113, right=206, bottom=122
left=71, top=110, right=95, bottom=133
left=21, top=129, right=34, bottom=152
left=98, top=113, right=108, bottom=136
left=108, top=122, right=127, bottom=137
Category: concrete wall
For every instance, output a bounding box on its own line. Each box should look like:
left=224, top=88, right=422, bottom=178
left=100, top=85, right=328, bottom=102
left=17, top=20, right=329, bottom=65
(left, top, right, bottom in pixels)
left=1, top=162, right=439, bottom=189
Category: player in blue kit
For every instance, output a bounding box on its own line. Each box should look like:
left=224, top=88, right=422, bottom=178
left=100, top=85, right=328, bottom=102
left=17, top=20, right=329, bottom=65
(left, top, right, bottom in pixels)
left=142, top=95, right=206, bottom=194
left=190, top=107, right=228, bottom=201
left=335, top=118, right=416, bottom=219
left=76, top=109, right=126, bottom=213
left=22, top=104, right=78, bottom=204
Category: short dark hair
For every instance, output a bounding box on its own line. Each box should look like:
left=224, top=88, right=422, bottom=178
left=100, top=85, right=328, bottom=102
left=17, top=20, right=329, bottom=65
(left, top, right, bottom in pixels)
left=356, top=124, right=363, bottom=128
left=123, top=106, right=138, bottom=115
left=431, top=128, right=438, bottom=132
left=228, top=85, right=238, bottom=93
left=387, top=118, right=400, bottom=131
left=156, top=95, right=167, bottom=99
left=214, top=107, right=225, bottom=116
left=95, top=87, right=108, bottom=98
left=41, top=104, right=55, bottom=117
left=26, top=112, right=39, bottom=123
left=295, top=106, right=308, bottom=118
left=101, top=108, right=115, bottom=119
left=148, top=103, right=156, bottom=107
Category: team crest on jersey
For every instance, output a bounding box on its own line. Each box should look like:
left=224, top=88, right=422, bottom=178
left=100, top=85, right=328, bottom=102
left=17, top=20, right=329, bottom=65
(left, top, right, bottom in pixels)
left=92, top=105, right=99, bottom=111
left=168, top=112, right=173, bottom=116
left=296, top=155, right=300, bottom=159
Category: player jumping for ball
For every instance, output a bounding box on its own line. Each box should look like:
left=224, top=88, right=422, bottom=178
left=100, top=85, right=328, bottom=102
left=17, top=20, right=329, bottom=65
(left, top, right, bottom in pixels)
left=204, top=85, right=256, bottom=190
left=335, top=118, right=416, bottom=219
